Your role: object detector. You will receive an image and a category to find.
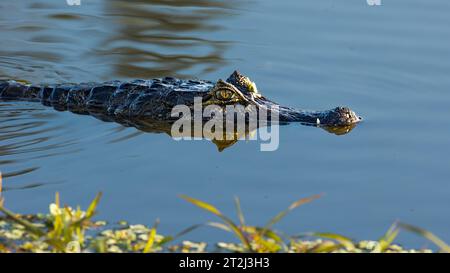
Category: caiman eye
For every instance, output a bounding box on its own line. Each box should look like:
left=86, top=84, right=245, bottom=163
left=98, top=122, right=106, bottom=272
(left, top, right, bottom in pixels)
left=215, top=90, right=235, bottom=101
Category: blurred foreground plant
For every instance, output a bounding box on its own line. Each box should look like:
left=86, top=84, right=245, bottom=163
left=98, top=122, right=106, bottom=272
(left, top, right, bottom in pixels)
left=0, top=180, right=448, bottom=253
left=180, top=194, right=450, bottom=253
left=0, top=191, right=102, bottom=252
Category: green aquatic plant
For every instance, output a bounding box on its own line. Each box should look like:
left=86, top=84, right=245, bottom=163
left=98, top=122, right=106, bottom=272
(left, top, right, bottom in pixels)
left=397, top=222, right=450, bottom=253
left=180, top=194, right=355, bottom=253
left=0, top=192, right=102, bottom=252
left=0, top=186, right=448, bottom=253
left=0, top=191, right=170, bottom=253
left=180, top=195, right=449, bottom=253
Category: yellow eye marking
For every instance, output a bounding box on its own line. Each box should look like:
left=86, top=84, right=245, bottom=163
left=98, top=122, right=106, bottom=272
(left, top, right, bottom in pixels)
left=216, top=90, right=235, bottom=101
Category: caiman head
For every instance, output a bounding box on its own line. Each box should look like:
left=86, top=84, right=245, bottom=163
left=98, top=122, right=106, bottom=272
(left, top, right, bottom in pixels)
left=202, top=71, right=361, bottom=135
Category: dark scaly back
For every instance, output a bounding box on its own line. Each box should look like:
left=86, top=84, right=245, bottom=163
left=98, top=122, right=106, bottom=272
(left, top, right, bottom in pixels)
left=0, top=80, right=37, bottom=100
left=0, top=80, right=122, bottom=112
left=0, top=80, right=9, bottom=97
left=0, top=78, right=215, bottom=120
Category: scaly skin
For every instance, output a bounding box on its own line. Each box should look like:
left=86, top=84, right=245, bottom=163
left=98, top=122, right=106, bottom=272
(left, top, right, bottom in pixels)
left=0, top=71, right=361, bottom=135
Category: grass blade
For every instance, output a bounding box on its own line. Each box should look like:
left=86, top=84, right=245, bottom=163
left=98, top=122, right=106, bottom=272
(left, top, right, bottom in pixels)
left=86, top=192, right=102, bottom=218
left=234, top=196, right=246, bottom=227
left=207, top=221, right=232, bottom=232
left=55, top=192, right=60, bottom=208
left=261, top=194, right=321, bottom=235
left=180, top=195, right=252, bottom=251
left=143, top=228, right=157, bottom=253
left=0, top=206, right=45, bottom=237
left=158, top=224, right=204, bottom=246
left=310, top=232, right=355, bottom=251
left=143, top=219, right=160, bottom=253
left=0, top=172, right=3, bottom=207
left=375, top=222, right=400, bottom=253
left=179, top=195, right=221, bottom=216
left=173, top=224, right=203, bottom=241
left=399, top=222, right=450, bottom=253
left=308, top=241, right=341, bottom=253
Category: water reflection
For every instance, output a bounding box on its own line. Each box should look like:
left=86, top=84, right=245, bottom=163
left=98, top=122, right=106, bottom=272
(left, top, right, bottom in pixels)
left=129, top=119, right=356, bottom=151
left=130, top=119, right=262, bottom=152
left=0, top=103, right=78, bottom=180
left=0, top=0, right=237, bottom=82
left=101, top=0, right=237, bottom=79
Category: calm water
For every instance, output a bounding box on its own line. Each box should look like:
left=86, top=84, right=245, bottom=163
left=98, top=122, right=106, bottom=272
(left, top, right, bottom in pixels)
left=1, top=0, right=450, bottom=247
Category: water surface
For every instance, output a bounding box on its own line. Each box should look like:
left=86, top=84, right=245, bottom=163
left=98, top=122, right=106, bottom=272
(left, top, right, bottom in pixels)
left=1, top=0, right=450, bottom=247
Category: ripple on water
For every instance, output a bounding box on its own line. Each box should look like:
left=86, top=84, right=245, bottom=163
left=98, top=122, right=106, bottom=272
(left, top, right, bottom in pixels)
left=0, top=102, right=80, bottom=190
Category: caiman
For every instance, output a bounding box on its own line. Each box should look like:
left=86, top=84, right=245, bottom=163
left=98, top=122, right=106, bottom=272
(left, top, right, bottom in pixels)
left=0, top=71, right=362, bottom=149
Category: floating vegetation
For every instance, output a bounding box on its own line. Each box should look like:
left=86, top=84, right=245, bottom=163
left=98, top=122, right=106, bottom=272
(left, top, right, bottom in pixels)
left=0, top=189, right=448, bottom=253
